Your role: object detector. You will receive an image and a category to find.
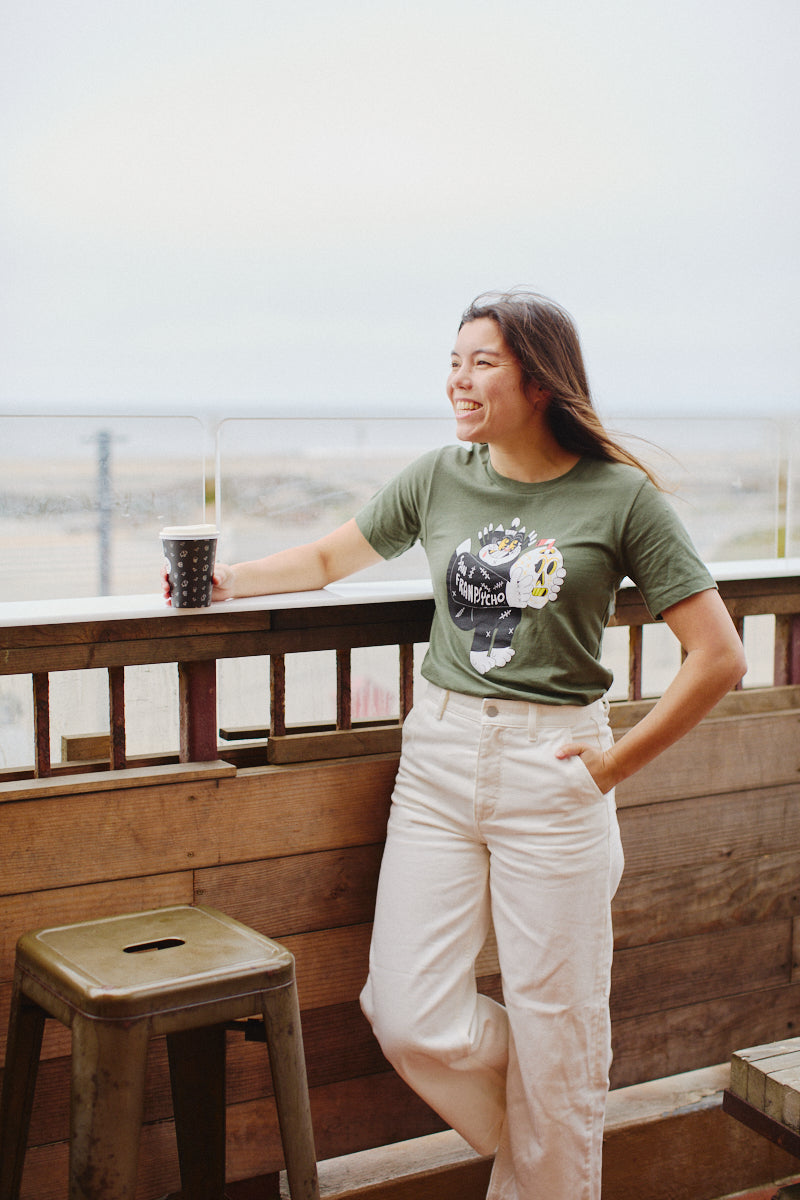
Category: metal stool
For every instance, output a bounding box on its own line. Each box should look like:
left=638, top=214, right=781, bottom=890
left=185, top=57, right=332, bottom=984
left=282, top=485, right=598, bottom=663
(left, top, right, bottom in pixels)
left=0, top=904, right=320, bottom=1200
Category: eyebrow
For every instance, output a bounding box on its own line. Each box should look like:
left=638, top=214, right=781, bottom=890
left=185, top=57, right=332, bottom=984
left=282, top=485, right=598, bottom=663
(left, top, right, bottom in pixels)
left=450, top=347, right=501, bottom=357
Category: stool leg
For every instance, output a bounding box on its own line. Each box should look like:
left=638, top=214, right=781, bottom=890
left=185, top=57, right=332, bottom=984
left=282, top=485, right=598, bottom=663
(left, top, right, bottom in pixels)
left=0, top=980, right=46, bottom=1200
left=261, top=984, right=319, bottom=1200
left=69, top=1014, right=149, bottom=1200
left=167, top=1024, right=227, bottom=1199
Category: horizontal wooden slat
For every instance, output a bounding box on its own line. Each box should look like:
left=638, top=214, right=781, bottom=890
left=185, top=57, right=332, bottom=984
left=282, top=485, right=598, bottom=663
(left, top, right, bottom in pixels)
left=610, top=982, right=800, bottom=1089
left=219, top=717, right=401, bottom=742
left=617, top=784, right=800, bottom=875
left=610, top=685, right=800, bottom=728
left=0, top=610, right=272, bottom=650
left=0, top=599, right=433, bottom=648
left=0, top=602, right=436, bottom=675
left=0, top=752, right=183, bottom=787
left=60, top=733, right=111, bottom=762
left=0, top=758, right=396, bottom=895
left=0, top=760, right=236, bottom=803
left=612, top=848, right=800, bottom=949
left=615, top=709, right=800, bottom=807
left=195, top=845, right=384, bottom=938
left=286, top=924, right=372, bottom=1010
left=610, top=920, right=793, bottom=1021
left=266, top=725, right=402, bottom=764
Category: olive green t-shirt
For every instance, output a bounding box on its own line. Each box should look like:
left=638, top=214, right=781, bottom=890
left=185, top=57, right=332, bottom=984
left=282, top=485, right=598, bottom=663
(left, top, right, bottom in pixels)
left=355, top=444, right=715, bottom=705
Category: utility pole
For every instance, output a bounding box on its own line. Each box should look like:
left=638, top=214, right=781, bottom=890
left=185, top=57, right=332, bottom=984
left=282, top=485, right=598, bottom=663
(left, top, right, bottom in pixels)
left=95, top=430, right=112, bottom=595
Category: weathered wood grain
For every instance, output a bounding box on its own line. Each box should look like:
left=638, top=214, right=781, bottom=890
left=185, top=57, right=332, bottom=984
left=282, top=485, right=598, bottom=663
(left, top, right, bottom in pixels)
left=194, top=845, right=384, bottom=938
left=609, top=982, right=800, bottom=1088
left=617, top=784, right=800, bottom=874
left=266, top=725, right=402, bottom=763
left=610, top=920, right=793, bottom=1020
left=615, top=709, right=800, bottom=807
left=611, top=848, right=800, bottom=949
left=0, top=759, right=236, bottom=803
left=0, top=759, right=395, bottom=895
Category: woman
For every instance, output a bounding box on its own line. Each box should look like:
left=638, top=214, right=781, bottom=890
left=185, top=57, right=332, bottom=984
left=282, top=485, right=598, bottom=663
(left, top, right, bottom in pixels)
left=168, top=291, right=745, bottom=1198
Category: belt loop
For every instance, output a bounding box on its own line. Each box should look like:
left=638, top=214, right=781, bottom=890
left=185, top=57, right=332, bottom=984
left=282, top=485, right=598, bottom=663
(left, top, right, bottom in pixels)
left=527, top=703, right=538, bottom=742
left=435, top=688, right=449, bottom=720
left=593, top=694, right=611, bottom=735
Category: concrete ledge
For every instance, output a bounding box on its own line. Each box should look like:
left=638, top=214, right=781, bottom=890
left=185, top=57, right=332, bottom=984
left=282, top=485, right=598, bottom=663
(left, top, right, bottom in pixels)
left=285, top=1065, right=800, bottom=1200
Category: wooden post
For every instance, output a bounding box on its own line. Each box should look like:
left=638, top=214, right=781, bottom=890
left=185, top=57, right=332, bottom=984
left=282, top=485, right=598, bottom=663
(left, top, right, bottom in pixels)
left=775, top=613, right=800, bottom=687
left=108, top=666, right=127, bottom=770
left=178, top=660, right=218, bottom=762
left=32, top=673, right=51, bottom=778
left=269, top=655, right=286, bottom=738
left=336, top=649, right=352, bottom=730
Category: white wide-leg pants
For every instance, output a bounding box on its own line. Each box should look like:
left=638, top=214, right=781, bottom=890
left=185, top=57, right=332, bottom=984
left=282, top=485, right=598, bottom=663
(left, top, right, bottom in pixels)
left=360, top=684, right=624, bottom=1200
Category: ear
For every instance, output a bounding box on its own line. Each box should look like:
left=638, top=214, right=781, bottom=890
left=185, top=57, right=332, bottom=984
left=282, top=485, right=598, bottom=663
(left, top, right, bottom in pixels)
left=526, top=381, right=550, bottom=412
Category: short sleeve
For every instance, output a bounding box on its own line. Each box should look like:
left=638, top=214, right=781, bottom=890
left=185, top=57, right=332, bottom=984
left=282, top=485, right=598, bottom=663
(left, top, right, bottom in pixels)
left=621, top=480, right=716, bottom=618
left=354, top=450, right=438, bottom=561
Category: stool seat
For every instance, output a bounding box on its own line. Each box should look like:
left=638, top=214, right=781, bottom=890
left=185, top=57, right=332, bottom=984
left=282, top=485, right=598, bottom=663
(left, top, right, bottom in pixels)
left=0, top=904, right=320, bottom=1200
left=16, top=905, right=294, bottom=1024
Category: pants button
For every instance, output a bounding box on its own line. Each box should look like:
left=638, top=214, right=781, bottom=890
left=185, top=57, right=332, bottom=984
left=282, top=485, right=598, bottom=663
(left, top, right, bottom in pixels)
left=486, top=704, right=499, bottom=717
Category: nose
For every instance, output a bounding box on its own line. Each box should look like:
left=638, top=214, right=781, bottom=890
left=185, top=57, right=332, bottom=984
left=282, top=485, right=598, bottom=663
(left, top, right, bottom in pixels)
left=450, top=361, right=471, bottom=389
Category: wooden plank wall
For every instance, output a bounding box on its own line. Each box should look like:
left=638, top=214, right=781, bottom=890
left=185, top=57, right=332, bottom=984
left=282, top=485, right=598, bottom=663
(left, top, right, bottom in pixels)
left=1, top=690, right=799, bottom=1199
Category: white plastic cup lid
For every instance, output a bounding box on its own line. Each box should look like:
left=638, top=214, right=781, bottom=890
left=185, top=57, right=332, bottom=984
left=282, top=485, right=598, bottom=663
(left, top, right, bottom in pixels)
left=160, top=524, right=219, bottom=538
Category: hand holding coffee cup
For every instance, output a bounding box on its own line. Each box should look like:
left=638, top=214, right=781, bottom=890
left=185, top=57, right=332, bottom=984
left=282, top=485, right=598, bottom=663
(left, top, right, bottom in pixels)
left=160, top=524, right=219, bottom=608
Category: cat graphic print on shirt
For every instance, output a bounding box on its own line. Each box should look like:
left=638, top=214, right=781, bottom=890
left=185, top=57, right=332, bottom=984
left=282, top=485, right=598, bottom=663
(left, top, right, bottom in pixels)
left=445, top=518, right=566, bottom=675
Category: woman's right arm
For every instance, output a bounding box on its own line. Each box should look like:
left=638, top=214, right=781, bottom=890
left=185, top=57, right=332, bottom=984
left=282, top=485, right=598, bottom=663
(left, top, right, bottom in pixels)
left=164, top=518, right=383, bottom=604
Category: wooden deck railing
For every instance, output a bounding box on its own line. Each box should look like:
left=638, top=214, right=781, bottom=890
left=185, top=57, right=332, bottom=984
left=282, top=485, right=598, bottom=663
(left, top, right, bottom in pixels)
left=2, top=563, right=799, bottom=782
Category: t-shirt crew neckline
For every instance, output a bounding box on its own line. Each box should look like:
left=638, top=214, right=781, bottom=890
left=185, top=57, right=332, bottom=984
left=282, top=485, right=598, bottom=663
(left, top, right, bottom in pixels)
left=482, top=449, right=588, bottom=493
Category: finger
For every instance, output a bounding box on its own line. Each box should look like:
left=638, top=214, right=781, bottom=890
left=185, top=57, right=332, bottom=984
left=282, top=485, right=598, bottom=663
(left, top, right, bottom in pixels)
left=555, top=742, right=585, bottom=760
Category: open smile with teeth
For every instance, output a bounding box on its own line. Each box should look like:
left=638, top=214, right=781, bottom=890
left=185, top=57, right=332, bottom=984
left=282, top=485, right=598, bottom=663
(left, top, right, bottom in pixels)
left=456, top=400, right=482, bottom=414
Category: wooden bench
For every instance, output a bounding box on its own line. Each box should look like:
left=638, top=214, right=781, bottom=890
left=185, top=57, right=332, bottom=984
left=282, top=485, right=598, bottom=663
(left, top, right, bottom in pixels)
left=724, top=1038, right=800, bottom=1176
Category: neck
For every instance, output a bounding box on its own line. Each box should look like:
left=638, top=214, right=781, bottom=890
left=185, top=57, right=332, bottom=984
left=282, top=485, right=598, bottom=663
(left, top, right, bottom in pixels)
left=487, top=436, right=580, bottom=484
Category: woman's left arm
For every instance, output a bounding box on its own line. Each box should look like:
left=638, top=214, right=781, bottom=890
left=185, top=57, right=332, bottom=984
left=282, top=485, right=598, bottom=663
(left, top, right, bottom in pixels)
left=557, top=588, right=747, bottom=793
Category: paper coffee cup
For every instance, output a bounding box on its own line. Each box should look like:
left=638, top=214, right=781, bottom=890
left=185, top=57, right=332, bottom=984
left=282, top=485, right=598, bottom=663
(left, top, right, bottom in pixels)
left=160, top=524, right=219, bottom=609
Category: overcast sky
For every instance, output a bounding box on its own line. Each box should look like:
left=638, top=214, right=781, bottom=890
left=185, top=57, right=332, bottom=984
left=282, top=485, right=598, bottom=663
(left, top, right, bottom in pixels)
left=1, top=0, right=798, bottom=420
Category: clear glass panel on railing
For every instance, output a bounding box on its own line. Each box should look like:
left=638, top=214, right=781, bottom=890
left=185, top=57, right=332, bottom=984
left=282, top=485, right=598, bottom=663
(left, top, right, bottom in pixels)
left=0, top=676, right=33, bottom=772
left=741, top=614, right=776, bottom=690
left=48, top=669, right=110, bottom=764
left=124, top=663, right=180, bottom=758
left=613, top=418, right=783, bottom=564
left=0, top=415, right=208, bottom=601
left=215, top=417, right=453, bottom=581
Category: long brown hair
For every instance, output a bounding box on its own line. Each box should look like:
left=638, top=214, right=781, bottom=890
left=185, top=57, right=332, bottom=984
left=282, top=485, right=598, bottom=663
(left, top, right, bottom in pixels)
left=460, top=290, right=660, bottom=486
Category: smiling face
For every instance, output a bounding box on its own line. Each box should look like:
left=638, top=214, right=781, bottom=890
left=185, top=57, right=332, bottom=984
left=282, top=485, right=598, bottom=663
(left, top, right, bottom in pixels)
left=447, top=317, right=546, bottom=449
